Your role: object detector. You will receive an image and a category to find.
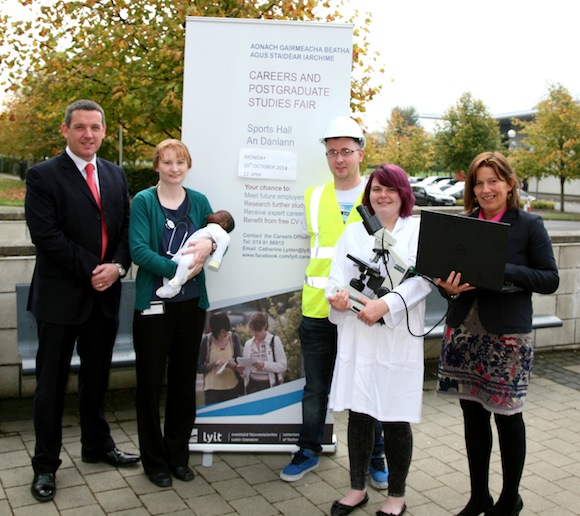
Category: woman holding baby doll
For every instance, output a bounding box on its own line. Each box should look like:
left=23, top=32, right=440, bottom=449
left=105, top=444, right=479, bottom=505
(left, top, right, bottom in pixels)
left=129, top=139, right=216, bottom=488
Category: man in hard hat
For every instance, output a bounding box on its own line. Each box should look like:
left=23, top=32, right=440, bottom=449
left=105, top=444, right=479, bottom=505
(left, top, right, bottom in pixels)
left=280, top=116, right=388, bottom=489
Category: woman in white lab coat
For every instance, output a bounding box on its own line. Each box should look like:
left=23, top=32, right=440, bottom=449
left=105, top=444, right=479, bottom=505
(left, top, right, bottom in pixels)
left=326, top=164, right=431, bottom=516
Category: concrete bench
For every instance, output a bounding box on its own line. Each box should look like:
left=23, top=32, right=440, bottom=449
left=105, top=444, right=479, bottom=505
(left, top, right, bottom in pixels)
left=16, top=281, right=562, bottom=376
left=425, top=288, right=563, bottom=339
left=16, top=280, right=137, bottom=375
left=421, top=287, right=562, bottom=340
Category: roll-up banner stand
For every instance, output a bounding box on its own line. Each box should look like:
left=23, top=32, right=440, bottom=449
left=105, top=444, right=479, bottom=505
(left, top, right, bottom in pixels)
left=181, top=17, right=353, bottom=462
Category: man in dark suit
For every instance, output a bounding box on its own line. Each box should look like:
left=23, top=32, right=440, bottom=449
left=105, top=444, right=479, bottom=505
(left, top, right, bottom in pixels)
left=25, top=99, right=140, bottom=503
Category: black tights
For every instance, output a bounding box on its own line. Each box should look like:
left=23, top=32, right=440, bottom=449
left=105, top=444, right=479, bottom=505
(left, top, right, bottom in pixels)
left=460, top=400, right=525, bottom=508
left=347, top=411, right=412, bottom=497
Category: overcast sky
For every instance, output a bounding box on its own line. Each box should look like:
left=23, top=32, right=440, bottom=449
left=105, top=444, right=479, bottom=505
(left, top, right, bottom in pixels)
left=2, top=0, right=578, bottom=137
left=358, top=0, right=580, bottom=132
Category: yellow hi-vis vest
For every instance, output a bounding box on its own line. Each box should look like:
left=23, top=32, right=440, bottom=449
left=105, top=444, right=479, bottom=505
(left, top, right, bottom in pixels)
left=302, top=182, right=364, bottom=318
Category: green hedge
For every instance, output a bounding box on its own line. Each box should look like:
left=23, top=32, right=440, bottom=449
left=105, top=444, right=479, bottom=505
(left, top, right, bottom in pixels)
left=529, top=200, right=555, bottom=210
left=124, top=167, right=158, bottom=197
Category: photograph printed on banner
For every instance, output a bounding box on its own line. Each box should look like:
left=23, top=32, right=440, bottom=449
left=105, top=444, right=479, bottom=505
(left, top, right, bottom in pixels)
left=195, top=290, right=303, bottom=408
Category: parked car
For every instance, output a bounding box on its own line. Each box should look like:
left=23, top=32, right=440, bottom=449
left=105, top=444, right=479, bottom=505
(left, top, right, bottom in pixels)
left=442, top=181, right=465, bottom=199
left=416, top=175, right=453, bottom=187
left=518, top=189, right=536, bottom=202
left=412, top=184, right=456, bottom=206
left=438, top=178, right=462, bottom=189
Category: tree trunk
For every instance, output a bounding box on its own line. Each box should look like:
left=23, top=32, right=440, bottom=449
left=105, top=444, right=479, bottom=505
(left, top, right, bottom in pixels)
left=560, top=175, right=566, bottom=212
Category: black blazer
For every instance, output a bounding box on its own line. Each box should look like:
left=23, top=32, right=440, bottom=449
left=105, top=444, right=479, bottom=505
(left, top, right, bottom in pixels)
left=25, top=152, right=131, bottom=325
left=446, top=208, right=559, bottom=334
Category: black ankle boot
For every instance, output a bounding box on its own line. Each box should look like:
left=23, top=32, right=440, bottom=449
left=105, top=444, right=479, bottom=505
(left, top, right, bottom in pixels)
left=487, top=495, right=523, bottom=516
left=456, top=495, right=494, bottom=516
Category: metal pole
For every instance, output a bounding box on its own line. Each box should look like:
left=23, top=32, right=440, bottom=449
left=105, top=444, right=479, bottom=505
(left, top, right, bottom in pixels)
left=118, top=124, right=123, bottom=166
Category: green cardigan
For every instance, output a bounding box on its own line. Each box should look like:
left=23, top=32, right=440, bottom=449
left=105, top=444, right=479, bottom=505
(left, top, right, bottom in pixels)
left=129, top=186, right=213, bottom=311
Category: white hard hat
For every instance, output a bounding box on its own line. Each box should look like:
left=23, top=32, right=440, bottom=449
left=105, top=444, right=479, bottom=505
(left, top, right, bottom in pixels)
left=320, top=116, right=366, bottom=149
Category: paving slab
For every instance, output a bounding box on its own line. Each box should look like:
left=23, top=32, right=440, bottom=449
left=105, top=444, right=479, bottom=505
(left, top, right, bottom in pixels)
left=0, top=350, right=578, bottom=515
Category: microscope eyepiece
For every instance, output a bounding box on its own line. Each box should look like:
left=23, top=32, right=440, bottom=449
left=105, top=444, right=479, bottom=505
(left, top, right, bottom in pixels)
left=356, top=204, right=382, bottom=235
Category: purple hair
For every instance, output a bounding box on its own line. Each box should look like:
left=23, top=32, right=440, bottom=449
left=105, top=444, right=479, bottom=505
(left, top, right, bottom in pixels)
left=362, top=164, right=415, bottom=218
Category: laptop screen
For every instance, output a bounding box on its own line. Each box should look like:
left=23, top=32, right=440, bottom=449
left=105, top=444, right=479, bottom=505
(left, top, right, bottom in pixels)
left=415, top=210, right=510, bottom=292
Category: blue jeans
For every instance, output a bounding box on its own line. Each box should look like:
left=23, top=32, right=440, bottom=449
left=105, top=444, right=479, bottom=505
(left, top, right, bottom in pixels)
left=298, top=316, right=384, bottom=455
left=373, top=419, right=385, bottom=459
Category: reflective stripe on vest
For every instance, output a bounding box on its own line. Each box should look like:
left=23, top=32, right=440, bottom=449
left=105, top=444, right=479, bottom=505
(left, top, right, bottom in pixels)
left=302, top=182, right=364, bottom=318
left=310, top=247, right=334, bottom=259
left=304, top=276, right=328, bottom=289
left=309, top=184, right=334, bottom=259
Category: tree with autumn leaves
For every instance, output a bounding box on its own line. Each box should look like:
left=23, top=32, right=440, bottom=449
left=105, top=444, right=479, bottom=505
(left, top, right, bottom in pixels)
left=363, top=106, right=434, bottom=176
left=433, top=92, right=501, bottom=177
left=510, top=84, right=580, bottom=211
left=364, top=97, right=502, bottom=180
left=0, top=0, right=382, bottom=163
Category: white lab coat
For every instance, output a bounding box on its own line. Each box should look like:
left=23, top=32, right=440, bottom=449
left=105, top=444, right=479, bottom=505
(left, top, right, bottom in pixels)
left=325, top=216, right=431, bottom=423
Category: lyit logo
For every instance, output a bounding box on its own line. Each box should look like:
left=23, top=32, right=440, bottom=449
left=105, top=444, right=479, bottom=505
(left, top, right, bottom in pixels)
left=202, top=431, right=223, bottom=443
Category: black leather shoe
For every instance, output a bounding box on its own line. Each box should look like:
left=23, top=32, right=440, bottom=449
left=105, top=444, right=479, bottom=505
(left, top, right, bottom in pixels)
left=457, top=496, right=494, bottom=516
left=487, top=495, right=523, bottom=516
left=377, top=504, right=406, bottom=516
left=331, top=492, right=369, bottom=516
left=82, top=447, right=141, bottom=466
left=147, top=471, right=172, bottom=488
left=31, top=472, right=56, bottom=502
left=171, top=465, right=194, bottom=481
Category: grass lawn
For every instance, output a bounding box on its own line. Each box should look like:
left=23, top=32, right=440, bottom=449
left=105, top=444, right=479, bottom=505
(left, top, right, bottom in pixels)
left=0, top=177, right=26, bottom=206
left=537, top=211, right=580, bottom=221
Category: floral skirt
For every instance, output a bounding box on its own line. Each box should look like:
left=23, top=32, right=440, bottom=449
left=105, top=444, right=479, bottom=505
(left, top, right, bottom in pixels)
left=436, top=301, right=533, bottom=415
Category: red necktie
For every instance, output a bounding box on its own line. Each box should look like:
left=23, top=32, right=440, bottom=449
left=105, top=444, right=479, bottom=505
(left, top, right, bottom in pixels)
left=85, top=163, right=108, bottom=260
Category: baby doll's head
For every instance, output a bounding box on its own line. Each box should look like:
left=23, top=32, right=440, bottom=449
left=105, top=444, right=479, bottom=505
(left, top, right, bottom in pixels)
left=208, top=210, right=235, bottom=233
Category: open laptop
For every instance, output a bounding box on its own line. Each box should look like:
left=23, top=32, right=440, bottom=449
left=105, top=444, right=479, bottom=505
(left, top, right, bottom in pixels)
left=415, top=210, right=510, bottom=292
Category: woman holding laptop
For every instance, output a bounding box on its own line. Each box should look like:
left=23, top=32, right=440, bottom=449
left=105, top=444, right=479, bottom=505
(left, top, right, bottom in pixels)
left=436, top=151, right=559, bottom=516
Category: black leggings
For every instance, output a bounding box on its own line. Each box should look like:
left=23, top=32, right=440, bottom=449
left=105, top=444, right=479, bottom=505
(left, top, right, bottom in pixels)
left=460, top=400, right=525, bottom=507
left=347, top=411, right=412, bottom=497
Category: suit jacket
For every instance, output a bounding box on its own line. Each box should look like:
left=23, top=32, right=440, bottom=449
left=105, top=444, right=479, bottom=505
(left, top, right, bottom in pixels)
left=446, top=208, right=559, bottom=334
left=25, top=151, right=131, bottom=325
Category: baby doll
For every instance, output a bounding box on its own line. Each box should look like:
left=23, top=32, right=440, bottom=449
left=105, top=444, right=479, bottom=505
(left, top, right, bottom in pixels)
left=156, top=210, right=235, bottom=299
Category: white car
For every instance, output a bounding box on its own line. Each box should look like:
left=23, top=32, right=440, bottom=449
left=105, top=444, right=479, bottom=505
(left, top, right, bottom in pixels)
left=412, top=184, right=457, bottom=206
left=443, top=181, right=465, bottom=199
left=518, top=189, right=536, bottom=202
left=417, top=176, right=453, bottom=187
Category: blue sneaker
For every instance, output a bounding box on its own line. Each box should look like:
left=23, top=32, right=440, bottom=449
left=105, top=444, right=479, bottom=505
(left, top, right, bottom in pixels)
left=369, top=456, right=389, bottom=489
left=280, top=449, right=319, bottom=481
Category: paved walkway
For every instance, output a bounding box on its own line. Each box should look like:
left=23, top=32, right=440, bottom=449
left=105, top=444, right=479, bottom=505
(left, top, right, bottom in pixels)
left=1, top=349, right=579, bottom=515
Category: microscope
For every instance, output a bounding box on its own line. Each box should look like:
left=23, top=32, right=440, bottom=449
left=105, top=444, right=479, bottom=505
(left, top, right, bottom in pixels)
left=332, top=205, right=412, bottom=321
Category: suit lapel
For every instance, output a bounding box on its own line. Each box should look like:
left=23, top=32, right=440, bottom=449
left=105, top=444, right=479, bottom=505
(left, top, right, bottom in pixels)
left=61, top=153, right=100, bottom=208
left=96, top=158, right=114, bottom=208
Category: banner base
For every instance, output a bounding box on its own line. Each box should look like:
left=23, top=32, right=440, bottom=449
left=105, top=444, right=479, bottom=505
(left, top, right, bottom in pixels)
left=191, top=434, right=338, bottom=467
